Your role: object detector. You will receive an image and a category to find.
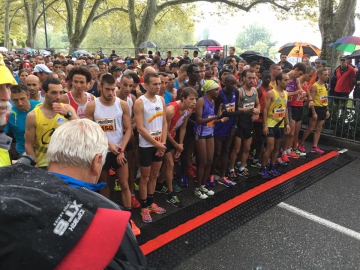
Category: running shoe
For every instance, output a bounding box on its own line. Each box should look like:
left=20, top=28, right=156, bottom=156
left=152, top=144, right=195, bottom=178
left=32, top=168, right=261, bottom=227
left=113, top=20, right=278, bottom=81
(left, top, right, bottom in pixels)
left=228, top=170, right=238, bottom=181
left=172, top=181, right=182, bottom=193
left=200, top=186, right=215, bottom=196
left=259, top=167, right=271, bottom=179
left=130, top=219, right=141, bottom=236
left=294, top=149, right=306, bottom=157
left=311, top=146, right=324, bottom=154
left=288, top=151, right=300, bottom=159
left=282, top=153, right=290, bottom=163
left=268, top=165, right=281, bottom=177
left=218, top=177, right=234, bottom=187
left=114, top=179, right=121, bottom=191
left=195, top=189, right=208, bottom=199
left=206, top=175, right=216, bottom=187
left=251, top=162, right=261, bottom=168
left=190, top=164, right=197, bottom=173
left=298, top=143, right=306, bottom=153
left=276, top=157, right=288, bottom=166
left=141, top=208, right=152, bottom=223
left=237, top=169, right=250, bottom=178
left=248, top=149, right=256, bottom=160
left=131, top=195, right=140, bottom=208
left=148, top=203, right=166, bottom=214
left=181, top=175, right=188, bottom=187
left=187, top=167, right=196, bottom=179
left=155, top=185, right=169, bottom=194
left=109, top=169, right=115, bottom=176
left=134, top=182, right=139, bottom=191
left=166, top=194, right=184, bottom=207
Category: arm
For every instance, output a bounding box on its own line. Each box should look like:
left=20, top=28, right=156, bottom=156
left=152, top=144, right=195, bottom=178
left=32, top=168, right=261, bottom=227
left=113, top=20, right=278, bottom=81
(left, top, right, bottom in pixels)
left=252, top=92, right=260, bottom=121
left=195, top=98, right=218, bottom=124
left=60, top=93, right=69, bottom=104
left=63, top=104, right=79, bottom=120
left=116, top=100, right=132, bottom=166
left=85, top=100, right=95, bottom=121
left=310, top=85, right=317, bottom=116
left=160, top=97, right=168, bottom=145
left=24, top=111, right=37, bottom=163
left=284, top=107, right=291, bottom=134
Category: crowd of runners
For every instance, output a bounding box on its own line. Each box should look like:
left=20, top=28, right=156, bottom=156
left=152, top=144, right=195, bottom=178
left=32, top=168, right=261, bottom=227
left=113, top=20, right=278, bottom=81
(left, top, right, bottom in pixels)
left=1, top=47, right=333, bottom=230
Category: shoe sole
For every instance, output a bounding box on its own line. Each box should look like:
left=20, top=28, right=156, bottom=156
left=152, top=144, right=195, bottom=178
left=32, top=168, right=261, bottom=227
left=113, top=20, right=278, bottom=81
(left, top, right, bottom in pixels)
left=218, top=181, right=234, bottom=187
left=196, top=194, right=208, bottom=199
left=166, top=199, right=183, bottom=208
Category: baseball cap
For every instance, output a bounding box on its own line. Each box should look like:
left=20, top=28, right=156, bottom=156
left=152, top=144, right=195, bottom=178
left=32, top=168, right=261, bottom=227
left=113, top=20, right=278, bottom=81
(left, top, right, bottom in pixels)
left=205, top=65, right=211, bottom=70
left=157, top=60, right=166, bottom=66
left=339, top=56, right=346, bottom=61
left=222, top=64, right=233, bottom=73
left=0, top=164, right=131, bottom=269
left=109, top=65, right=122, bottom=73
left=33, top=64, right=53, bottom=74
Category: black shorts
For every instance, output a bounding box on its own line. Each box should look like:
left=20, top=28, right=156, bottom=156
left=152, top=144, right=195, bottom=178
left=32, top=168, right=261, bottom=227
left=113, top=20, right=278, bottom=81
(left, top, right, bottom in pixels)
left=308, top=106, right=327, bottom=121
left=194, top=133, right=213, bottom=140
left=291, top=106, right=304, bottom=122
left=102, top=152, right=127, bottom=171
left=267, top=127, right=284, bottom=138
left=125, top=140, right=133, bottom=151
left=165, top=139, right=176, bottom=153
left=236, top=127, right=253, bottom=139
left=139, top=147, right=163, bottom=167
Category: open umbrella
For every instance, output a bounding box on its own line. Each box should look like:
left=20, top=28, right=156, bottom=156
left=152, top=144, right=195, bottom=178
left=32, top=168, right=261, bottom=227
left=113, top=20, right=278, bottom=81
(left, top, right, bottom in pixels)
left=333, top=36, right=360, bottom=53
left=278, top=42, right=321, bottom=57
left=347, top=49, right=360, bottom=59
left=244, top=55, right=274, bottom=70
left=139, top=41, right=157, bottom=49
left=74, top=50, right=91, bottom=55
left=0, top=47, right=8, bottom=52
left=205, top=46, right=223, bottom=52
left=195, top=39, right=220, bottom=47
left=240, top=51, right=261, bottom=59
left=180, top=45, right=200, bottom=51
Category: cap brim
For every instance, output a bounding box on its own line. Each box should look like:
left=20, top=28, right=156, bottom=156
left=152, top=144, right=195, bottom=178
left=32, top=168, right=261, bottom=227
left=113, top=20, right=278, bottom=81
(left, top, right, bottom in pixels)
left=55, top=208, right=130, bottom=270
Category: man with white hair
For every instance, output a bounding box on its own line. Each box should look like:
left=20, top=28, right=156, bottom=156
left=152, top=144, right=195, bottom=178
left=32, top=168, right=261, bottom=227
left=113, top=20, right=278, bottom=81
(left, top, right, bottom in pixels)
left=0, top=54, right=17, bottom=166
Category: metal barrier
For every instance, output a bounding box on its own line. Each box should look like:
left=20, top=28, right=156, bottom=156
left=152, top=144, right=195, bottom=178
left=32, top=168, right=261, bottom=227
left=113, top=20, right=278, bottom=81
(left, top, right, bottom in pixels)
left=301, top=96, right=360, bottom=143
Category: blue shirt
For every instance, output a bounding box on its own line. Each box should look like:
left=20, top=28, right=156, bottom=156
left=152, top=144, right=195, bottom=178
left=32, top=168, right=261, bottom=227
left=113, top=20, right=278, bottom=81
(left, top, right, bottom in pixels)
left=51, top=172, right=106, bottom=191
left=5, top=100, right=41, bottom=154
left=164, top=91, right=173, bottom=105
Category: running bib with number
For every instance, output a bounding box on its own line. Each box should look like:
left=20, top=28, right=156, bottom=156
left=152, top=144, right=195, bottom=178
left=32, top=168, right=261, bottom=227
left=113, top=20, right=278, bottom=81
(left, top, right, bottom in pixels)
left=150, top=129, right=162, bottom=142
left=244, top=102, right=255, bottom=109
left=273, top=108, right=285, bottom=119
left=320, top=95, right=328, bottom=104
left=207, top=115, right=215, bottom=127
left=96, top=117, right=116, bottom=132
left=225, top=102, right=235, bottom=112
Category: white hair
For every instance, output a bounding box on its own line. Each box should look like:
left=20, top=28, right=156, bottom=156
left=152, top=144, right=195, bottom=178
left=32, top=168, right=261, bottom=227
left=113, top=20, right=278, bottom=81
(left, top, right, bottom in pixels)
left=47, top=119, right=108, bottom=168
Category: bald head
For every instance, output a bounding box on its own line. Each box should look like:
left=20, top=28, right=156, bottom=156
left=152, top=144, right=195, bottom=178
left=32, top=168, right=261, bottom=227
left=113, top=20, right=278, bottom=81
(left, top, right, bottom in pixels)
left=143, top=66, right=157, bottom=77
left=225, top=74, right=236, bottom=84
left=25, top=75, right=40, bottom=94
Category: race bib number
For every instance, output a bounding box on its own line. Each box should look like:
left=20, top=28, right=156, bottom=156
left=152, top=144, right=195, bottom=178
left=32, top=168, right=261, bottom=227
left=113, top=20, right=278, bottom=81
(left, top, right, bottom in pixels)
left=244, top=102, right=255, bottom=109
left=96, top=117, right=116, bottom=132
left=273, top=108, right=285, bottom=119
left=225, top=102, right=235, bottom=112
left=207, top=115, right=215, bottom=127
left=320, top=95, right=328, bottom=104
left=150, top=129, right=162, bottom=142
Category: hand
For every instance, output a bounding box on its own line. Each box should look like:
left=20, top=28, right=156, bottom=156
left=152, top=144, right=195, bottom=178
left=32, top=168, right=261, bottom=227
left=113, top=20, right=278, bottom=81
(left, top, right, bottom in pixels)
left=216, top=103, right=224, bottom=118
left=253, top=108, right=260, bottom=115
left=247, top=108, right=255, bottom=114
left=262, top=126, right=269, bottom=136
left=285, top=124, right=291, bottom=134
left=52, top=103, right=68, bottom=115
left=252, top=114, right=259, bottom=121
left=295, top=89, right=302, bottom=95
left=116, top=152, right=127, bottom=166
left=175, top=143, right=184, bottom=153
left=108, top=142, right=120, bottom=155
left=301, top=91, right=307, bottom=98
left=220, top=117, right=229, bottom=122
left=174, top=151, right=181, bottom=159
left=155, top=142, right=166, bottom=157
left=312, top=113, right=318, bottom=120
left=326, top=111, right=330, bottom=119
left=308, top=100, right=314, bottom=108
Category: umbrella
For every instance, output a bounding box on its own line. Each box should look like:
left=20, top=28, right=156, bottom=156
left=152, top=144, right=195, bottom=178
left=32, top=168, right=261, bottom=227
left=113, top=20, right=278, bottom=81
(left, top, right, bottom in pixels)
left=240, top=51, right=261, bottom=59
left=278, top=42, right=321, bottom=57
left=0, top=47, right=8, bottom=52
left=180, top=45, right=200, bottom=51
left=205, top=46, right=223, bottom=52
left=74, top=50, right=91, bottom=55
left=195, top=39, right=220, bottom=47
left=139, top=41, right=157, bottom=49
left=347, top=49, right=360, bottom=59
left=333, top=36, right=360, bottom=53
left=244, top=55, right=274, bottom=70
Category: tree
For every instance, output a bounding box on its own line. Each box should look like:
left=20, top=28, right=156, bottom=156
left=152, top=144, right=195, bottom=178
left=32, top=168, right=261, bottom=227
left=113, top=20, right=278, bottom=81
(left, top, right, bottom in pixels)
left=318, top=0, right=357, bottom=69
left=235, top=23, right=272, bottom=51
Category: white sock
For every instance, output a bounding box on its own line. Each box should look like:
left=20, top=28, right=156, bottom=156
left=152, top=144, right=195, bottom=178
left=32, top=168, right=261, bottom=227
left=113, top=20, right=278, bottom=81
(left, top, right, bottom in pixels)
left=229, top=168, right=234, bottom=172
left=240, top=167, right=245, bottom=171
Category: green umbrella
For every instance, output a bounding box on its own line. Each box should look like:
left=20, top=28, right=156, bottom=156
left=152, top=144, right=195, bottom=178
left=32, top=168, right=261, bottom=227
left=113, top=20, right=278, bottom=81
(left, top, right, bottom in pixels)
left=335, top=43, right=360, bottom=53
left=333, top=36, right=360, bottom=53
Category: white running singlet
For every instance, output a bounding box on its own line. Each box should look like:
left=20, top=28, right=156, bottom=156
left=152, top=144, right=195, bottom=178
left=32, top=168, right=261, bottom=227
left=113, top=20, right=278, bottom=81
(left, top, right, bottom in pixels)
left=126, top=95, right=133, bottom=117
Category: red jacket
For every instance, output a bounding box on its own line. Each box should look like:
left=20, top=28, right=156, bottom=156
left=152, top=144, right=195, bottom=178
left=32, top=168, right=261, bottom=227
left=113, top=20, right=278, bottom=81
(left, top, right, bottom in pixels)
left=334, top=65, right=356, bottom=93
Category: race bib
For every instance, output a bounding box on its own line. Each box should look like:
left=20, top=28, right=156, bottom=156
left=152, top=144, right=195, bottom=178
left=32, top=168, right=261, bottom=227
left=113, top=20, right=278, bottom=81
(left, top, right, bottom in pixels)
left=244, top=102, right=255, bottom=109
left=150, top=129, right=162, bottom=142
left=273, top=108, right=285, bottom=119
left=96, top=117, right=116, bottom=132
left=320, top=95, right=328, bottom=104
left=225, top=102, right=235, bottom=112
left=207, top=115, right=215, bottom=127
left=297, top=93, right=304, bottom=101
left=288, top=95, right=293, bottom=101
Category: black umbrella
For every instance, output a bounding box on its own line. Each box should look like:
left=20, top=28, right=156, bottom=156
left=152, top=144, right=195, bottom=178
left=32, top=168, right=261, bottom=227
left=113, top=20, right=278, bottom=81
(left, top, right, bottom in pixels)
left=240, top=51, right=262, bottom=59
left=278, top=42, right=321, bottom=57
left=139, top=41, right=157, bottom=49
left=347, top=50, right=360, bottom=59
left=195, top=39, right=220, bottom=47
left=244, top=55, right=275, bottom=70
left=180, top=45, right=200, bottom=51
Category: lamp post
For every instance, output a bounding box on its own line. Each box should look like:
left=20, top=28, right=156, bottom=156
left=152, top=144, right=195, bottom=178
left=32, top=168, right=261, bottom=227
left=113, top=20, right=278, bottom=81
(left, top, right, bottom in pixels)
left=42, top=0, right=48, bottom=48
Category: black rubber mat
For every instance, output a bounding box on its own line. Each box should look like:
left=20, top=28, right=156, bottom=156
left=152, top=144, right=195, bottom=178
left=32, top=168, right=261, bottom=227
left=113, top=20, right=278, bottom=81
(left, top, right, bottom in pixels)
left=142, top=152, right=356, bottom=269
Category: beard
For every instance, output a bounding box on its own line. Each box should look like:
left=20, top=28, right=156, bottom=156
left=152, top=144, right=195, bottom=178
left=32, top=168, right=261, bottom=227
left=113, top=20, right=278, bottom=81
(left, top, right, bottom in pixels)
left=0, top=101, right=12, bottom=126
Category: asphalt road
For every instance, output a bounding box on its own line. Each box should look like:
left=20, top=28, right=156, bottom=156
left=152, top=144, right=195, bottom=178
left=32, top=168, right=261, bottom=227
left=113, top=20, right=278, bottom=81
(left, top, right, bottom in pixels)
left=175, top=147, right=360, bottom=270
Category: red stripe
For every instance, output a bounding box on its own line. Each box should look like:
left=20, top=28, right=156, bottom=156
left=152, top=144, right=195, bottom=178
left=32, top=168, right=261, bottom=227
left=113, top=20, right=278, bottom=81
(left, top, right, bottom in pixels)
left=140, top=151, right=339, bottom=255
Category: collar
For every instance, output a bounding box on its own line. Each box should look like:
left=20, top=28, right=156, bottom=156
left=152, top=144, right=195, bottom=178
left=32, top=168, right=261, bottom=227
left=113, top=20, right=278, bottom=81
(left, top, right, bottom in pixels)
left=51, top=172, right=106, bottom=191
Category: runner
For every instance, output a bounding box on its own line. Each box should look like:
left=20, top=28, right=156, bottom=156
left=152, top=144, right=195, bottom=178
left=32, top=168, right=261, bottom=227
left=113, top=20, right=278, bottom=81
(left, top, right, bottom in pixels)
left=298, top=68, right=330, bottom=154
left=25, top=75, right=45, bottom=102
left=228, top=70, right=260, bottom=178
left=259, top=72, right=291, bottom=179
left=25, top=78, right=78, bottom=169
left=134, top=72, right=167, bottom=223
left=60, top=66, right=95, bottom=118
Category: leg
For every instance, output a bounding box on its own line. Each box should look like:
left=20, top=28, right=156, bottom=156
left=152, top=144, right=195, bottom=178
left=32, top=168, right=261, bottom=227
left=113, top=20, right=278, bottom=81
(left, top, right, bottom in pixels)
left=210, top=138, right=222, bottom=175
left=164, top=151, right=175, bottom=193
left=116, top=164, right=131, bottom=209
left=99, top=169, right=110, bottom=198
left=240, top=137, right=252, bottom=168
left=229, top=136, right=242, bottom=170
left=313, top=120, right=325, bottom=147
left=271, top=138, right=283, bottom=166
left=300, top=116, right=317, bottom=144
left=127, top=149, right=135, bottom=194
left=220, top=136, right=233, bottom=177
left=262, top=136, right=274, bottom=167
left=293, top=120, right=302, bottom=149
left=202, top=137, right=215, bottom=185
left=195, top=138, right=207, bottom=188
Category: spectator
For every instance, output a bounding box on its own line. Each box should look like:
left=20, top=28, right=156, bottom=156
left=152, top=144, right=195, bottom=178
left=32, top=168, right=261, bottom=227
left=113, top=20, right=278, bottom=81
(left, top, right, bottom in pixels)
left=278, top=54, right=293, bottom=70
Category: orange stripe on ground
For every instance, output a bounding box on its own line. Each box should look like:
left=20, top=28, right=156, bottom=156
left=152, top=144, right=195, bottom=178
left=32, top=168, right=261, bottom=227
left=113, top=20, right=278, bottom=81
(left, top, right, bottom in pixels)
left=140, top=151, right=339, bottom=255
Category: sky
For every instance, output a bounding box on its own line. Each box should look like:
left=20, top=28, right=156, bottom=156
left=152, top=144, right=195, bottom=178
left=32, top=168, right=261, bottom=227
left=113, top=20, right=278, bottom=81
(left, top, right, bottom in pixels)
left=194, top=1, right=360, bottom=52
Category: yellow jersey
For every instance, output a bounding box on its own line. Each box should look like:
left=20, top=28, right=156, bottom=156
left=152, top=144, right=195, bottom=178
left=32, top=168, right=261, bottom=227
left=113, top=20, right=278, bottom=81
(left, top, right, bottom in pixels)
left=266, top=89, right=288, bottom=128
left=313, top=82, right=328, bottom=107
left=34, top=105, right=68, bottom=167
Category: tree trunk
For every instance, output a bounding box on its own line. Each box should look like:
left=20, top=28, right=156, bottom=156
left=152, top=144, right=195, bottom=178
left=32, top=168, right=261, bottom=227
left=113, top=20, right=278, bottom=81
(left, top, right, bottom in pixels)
left=69, top=37, right=81, bottom=54
left=4, top=0, right=10, bottom=49
left=24, top=0, right=38, bottom=48
left=319, top=0, right=356, bottom=70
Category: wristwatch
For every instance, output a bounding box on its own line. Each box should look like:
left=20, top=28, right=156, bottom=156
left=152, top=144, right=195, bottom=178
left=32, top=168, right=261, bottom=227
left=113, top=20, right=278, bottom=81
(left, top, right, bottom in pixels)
left=118, top=148, right=125, bottom=153
left=64, top=111, right=73, bottom=119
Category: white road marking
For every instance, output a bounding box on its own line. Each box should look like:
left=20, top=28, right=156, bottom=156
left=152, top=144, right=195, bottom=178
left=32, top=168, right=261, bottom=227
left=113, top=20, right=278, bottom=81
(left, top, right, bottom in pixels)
left=278, top=202, right=360, bottom=241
